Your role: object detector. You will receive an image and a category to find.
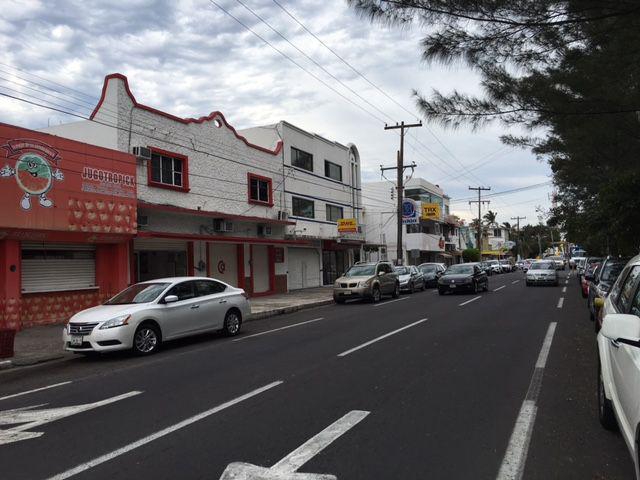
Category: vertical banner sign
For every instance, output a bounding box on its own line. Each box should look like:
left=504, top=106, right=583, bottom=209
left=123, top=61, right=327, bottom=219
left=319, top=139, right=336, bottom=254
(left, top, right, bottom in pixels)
left=421, top=203, right=441, bottom=221
left=402, top=199, right=419, bottom=224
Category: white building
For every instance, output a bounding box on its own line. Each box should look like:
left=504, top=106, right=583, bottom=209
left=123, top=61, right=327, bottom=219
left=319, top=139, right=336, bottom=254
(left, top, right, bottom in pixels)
left=42, top=73, right=311, bottom=296
left=241, top=121, right=363, bottom=288
left=362, top=178, right=462, bottom=265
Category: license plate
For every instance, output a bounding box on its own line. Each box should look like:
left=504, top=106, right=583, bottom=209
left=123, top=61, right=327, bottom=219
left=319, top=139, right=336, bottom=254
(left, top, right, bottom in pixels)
left=343, top=290, right=352, bottom=295
left=450, top=285, right=456, bottom=288
left=70, top=336, right=83, bottom=346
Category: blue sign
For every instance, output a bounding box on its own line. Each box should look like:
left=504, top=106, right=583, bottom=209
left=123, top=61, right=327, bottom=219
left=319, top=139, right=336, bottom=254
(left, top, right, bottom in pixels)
left=402, top=199, right=419, bottom=224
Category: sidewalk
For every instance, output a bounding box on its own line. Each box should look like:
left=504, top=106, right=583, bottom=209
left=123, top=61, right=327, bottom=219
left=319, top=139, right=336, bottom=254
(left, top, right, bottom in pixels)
left=0, top=286, right=334, bottom=369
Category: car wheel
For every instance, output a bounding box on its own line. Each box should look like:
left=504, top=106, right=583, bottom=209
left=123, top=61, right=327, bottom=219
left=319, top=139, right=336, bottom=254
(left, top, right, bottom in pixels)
left=438, top=288, right=445, bottom=295
left=335, top=298, right=345, bottom=304
left=410, top=282, right=415, bottom=294
left=473, top=281, right=478, bottom=294
left=483, top=281, right=489, bottom=292
left=421, top=281, right=426, bottom=291
left=526, top=281, right=531, bottom=286
left=372, top=285, right=382, bottom=302
left=391, top=283, right=400, bottom=299
left=222, top=309, right=242, bottom=336
left=132, top=323, right=161, bottom=356
left=598, top=363, right=618, bottom=431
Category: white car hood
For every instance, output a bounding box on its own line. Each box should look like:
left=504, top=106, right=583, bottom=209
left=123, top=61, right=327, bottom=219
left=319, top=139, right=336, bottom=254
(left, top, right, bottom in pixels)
left=527, top=269, right=555, bottom=276
left=398, top=274, right=412, bottom=282
left=68, top=303, right=151, bottom=324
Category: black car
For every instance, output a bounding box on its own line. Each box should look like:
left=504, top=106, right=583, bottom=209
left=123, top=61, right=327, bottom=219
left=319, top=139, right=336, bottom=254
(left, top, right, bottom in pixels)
left=479, top=261, right=493, bottom=276
left=438, top=263, right=489, bottom=295
left=418, top=262, right=446, bottom=287
left=587, top=256, right=630, bottom=329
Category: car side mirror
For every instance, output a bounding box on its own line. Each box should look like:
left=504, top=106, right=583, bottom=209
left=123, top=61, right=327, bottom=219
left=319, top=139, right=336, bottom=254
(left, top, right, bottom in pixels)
left=594, top=297, right=605, bottom=309
left=584, top=274, right=594, bottom=281
left=164, top=295, right=179, bottom=304
left=601, top=313, right=640, bottom=344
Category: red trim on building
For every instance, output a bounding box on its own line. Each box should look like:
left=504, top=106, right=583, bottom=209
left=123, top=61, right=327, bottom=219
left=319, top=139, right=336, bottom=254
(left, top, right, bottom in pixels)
left=237, top=244, right=245, bottom=290
left=146, top=146, right=190, bottom=193
left=206, top=243, right=211, bottom=277
left=247, top=172, right=274, bottom=207
left=90, top=73, right=283, bottom=156
left=137, top=230, right=310, bottom=245
left=268, top=246, right=275, bottom=293
left=187, top=241, right=194, bottom=276
left=129, top=239, right=137, bottom=284
left=138, top=201, right=295, bottom=226
left=249, top=245, right=254, bottom=296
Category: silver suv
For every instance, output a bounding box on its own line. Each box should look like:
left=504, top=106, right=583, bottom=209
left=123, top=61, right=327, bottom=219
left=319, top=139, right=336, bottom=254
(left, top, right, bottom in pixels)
left=333, top=261, right=400, bottom=303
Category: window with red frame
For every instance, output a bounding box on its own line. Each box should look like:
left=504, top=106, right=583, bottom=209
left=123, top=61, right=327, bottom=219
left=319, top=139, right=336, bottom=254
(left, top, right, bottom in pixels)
left=248, top=174, right=272, bottom=205
left=149, top=150, right=187, bottom=190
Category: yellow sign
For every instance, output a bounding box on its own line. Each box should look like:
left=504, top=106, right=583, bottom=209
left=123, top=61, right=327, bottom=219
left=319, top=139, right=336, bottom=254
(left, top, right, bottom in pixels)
left=337, top=218, right=358, bottom=233
left=421, top=203, right=441, bottom=220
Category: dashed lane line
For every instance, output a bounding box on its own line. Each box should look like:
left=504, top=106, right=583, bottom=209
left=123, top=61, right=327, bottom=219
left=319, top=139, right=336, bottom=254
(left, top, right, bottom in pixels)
left=562, top=286, right=567, bottom=293
left=338, top=318, right=428, bottom=357
left=512, top=280, right=520, bottom=284
left=371, top=297, right=409, bottom=307
left=557, top=297, right=564, bottom=308
left=459, top=296, right=482, bottom=307
left=494, top=285, right=506, bottom=292
left=233, top=318, right=324, bottom=342
left=0, top=381, right=72, bottom=402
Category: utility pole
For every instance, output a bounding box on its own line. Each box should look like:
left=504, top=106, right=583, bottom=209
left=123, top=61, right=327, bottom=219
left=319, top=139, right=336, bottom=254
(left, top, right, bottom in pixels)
left=511, top=215, right=526, bottom=260
left=468, top=186, right=491, bottom=256
left=381, top=121, right=422, bottom=264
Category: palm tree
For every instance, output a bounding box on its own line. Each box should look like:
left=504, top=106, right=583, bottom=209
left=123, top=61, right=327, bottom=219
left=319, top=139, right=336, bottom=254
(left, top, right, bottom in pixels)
left=483, top=210, right=498, bottom=227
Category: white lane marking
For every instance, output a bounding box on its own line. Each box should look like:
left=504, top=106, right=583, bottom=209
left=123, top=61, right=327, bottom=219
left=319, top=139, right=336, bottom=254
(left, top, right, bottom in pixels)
left=565, top=279, right=569, bottom=284
left=220, top=410, right=369, bottom=479
left=1, top=391, right=141, bottom=445
left=557, top=297, right=564, bottom=308
left=338, top=318, right=428, bottom=357
left=562, top=286, right=567, bottom=293
left=459, top=296, right=482, bottom=307
left=47, top=381, right=283, bottom=480
left=0, top=381, right=72, bottom=402
left=512, top=280, right=520, bottom=284
left=497, top=322, right=557, bottom=480
left=371, top=297, right=409, bottom=307
left=494, top=285, right=506, bottom=292
left=233, top=318, right=324, bottom=342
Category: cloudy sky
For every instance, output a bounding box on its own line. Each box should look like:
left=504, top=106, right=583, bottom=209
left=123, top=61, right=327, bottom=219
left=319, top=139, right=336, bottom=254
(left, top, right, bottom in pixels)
left=0, top=0, right=553, bottom=226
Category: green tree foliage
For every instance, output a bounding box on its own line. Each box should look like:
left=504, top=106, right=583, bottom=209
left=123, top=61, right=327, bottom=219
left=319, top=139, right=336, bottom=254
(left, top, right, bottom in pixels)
left=349, top=1, right=640, bottom=254
left=462, top=248, right=480, bottom=262
left=483, top=210, right=498, bottom=226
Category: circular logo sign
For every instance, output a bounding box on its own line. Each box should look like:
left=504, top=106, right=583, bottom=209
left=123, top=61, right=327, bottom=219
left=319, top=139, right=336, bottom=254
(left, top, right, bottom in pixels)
left=402, top=199, right=416, bottom=218
left=217, top=260, right=226, bottom=274
left=15, top=154, right=52, bottom=195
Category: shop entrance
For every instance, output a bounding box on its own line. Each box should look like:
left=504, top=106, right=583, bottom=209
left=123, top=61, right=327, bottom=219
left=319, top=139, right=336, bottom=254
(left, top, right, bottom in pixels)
left=137, top=250, right=187, bottom=282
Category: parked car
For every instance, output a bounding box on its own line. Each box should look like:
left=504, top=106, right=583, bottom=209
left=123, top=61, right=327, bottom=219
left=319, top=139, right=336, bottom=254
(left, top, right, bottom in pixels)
left=545, top=255, right=566, bottom=270
left=522, top=259, right=535, bottom=272
left=333, top=261, right=399, bottom=303
left=395, top=265, right=425, bottom=293
left=499, top=259, right=513, bottom=272
left=581, top=262, right=601, bottom=298
left=569, top=256, right=586, bottom=269
left=438, top=263, right=489, bottom=295
left=525, top=261, right=558, bottom=286
left=595, top=255, right=640, bottom=479
left=589, top=257, right=630, bottom=329
left=487, top=259, right=502, bottom=274
left=418, top=262, right=446, bottom=287
left=578, top=257, right=602, bottom=284
left=62, top=277, right=250, bottom=355
left=515, top=260, right=525, bottom=270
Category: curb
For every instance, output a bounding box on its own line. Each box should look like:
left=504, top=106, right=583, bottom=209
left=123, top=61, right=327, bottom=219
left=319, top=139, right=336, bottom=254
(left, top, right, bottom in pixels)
left=249, top=299, right=334, bottom=321
left=0, top=299, right=335, bottom=372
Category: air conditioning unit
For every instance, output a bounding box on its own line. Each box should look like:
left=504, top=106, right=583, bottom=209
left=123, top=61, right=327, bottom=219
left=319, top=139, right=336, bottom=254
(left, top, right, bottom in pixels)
left=257, top=225, right=272, bottom=236
left=137, top=215, right=149, bottom=229
left=277, top=210, right=289, bottom=221
left=213, top=219, right=233, bottom=233
left=132, top=146, right=151, bottom=160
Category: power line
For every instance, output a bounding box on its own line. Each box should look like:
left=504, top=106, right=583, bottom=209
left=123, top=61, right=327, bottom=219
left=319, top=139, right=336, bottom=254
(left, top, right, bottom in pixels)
left=450, top=181, right=553, bottom=203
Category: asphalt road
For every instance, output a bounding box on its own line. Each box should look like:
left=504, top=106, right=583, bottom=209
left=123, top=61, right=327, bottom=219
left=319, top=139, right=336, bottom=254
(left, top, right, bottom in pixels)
left=0, top=270, right=635, bottom=480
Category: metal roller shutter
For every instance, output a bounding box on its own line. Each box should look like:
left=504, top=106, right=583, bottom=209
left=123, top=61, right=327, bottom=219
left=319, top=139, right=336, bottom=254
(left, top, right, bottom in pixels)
left=21, top=243, right=96, bottom=293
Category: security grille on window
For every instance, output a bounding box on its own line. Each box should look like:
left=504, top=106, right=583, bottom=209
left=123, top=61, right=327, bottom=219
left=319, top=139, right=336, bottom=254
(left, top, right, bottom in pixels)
left=326, top=204, right=343, bottom=222
left=150, top=152, right=184, bottom=187
left=249, top=175, right=271, bottom=204
left=291, top=147, right=313, bottom=171
left=324, top=160, right=342, bottom=181
left=292, top=197, right=315, bottom=218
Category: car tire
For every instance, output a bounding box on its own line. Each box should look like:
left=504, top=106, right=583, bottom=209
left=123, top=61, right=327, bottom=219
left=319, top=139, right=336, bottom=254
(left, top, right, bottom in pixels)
left=335, top=298, right=345, bottom=304
left=421, top=281, right=426, bottom=291
left=391, top=283, right=400, bottom=299
left=473, top=281, right=478, bottom=294
left=598, top=363, right=618, bottom=431
left=483, top=281, right=489, bottom=292
left=222, top=309, right=242, bottom=336
left=372, top=285, right=382, bottom=303
left=438, top=288, right=445, bottom=295
left=132, top=323, right=161, bottom=356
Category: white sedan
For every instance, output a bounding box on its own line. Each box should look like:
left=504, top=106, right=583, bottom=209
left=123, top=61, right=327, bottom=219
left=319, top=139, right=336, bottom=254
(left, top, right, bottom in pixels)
left=63, top=277, right=250, bottom=355
left=596, top=254, right=640, bottom=479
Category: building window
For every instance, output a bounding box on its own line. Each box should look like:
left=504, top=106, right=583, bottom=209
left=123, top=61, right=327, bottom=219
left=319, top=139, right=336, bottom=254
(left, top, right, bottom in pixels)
left=326, top=204, right=343, bottom=222
left=148, top=148, right=189, bottom=191
left=291, top=147, right=313, bottom=171
left=324, top=160, right=342, bottom=181
left=247, top=173, right=273, bottom=206
left=292, top=196, right=314, bottom=218
left=493, top=228, right=501, bottom=237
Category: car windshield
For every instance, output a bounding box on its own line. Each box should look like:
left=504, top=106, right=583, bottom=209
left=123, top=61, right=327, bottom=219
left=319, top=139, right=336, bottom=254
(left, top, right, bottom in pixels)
left=500, top=260, right=510, bottom=265
left=105, top=282, right=170, bottom=305
left=600, top=261, right=628, bottom=283
left=530, top=262, right=554, bottom=270
left=394, top=267, right=410, bottom=275
left=446, top=265, right=474, bottom=275
left=345, top=264, right=376, bottom=277
left=420, top=265, right=437, bottom=273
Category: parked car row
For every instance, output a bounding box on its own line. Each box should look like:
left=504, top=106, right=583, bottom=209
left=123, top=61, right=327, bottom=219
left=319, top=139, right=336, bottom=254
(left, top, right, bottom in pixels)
left=574, top=253, right=640, bottom=478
